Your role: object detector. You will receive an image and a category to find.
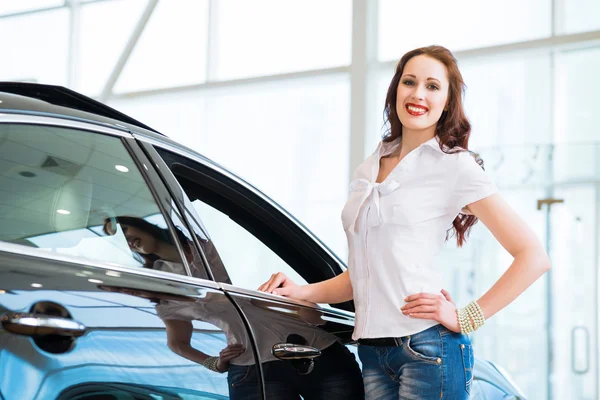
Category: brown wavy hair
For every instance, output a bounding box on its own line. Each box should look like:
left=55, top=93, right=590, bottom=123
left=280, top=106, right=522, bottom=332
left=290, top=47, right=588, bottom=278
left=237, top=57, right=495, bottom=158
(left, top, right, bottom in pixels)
left=383, top=45, right=483, bottom=247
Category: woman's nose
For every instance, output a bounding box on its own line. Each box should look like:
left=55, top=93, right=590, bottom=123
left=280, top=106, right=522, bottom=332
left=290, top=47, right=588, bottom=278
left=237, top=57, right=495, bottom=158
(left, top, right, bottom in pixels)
left=412, top=85, right=426, bottom=101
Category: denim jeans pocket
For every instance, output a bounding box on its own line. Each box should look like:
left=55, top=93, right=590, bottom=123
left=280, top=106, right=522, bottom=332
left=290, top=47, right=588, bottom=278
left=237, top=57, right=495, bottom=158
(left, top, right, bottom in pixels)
left=228, top=365, right=253, bottom=387
left=404, top=334, right=442, bottom=365
left=460, top=344, right=474, bottom=394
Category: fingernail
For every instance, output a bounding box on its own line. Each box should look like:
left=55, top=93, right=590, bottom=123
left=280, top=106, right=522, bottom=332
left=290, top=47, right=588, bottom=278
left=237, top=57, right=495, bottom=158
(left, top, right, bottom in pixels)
left=273, top=290, right=278, bottom=295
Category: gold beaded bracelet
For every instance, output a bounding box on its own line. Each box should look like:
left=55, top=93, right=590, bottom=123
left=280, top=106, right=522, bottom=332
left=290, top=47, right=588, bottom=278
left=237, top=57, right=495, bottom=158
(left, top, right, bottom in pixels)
left=456, top=301, right=485, bottom=334
left=466, top=301, right=485, bottom=330
left=202, top=356, right=223, bottom=373
left=457, top=307, right=473, bottom=334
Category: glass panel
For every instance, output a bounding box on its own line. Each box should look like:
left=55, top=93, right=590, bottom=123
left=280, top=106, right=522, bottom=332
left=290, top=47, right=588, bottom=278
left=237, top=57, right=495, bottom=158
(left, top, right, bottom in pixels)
left=550, top=186, right=598, bottom=399
left=555, top=47, right=600, bottom=143
left=0, top=124, right=187, bottom=275
left=378, top=0, right=552, bottom=61
left=552, top=143, right=600, bottom=183
left=461, top=55, right=552, bottom=148
left=0, top=0, right=63, bottom=15
left=560, top=0, right=600, bottom=35
left=76, top=0, right=147, bottom=96
left=0, top=9, right=69, bottom=85
left=110, top=74, right=350, bottom=261
left=189, top=199, right=307, bottom=290
left=365, top=65, right=395, bottom=155
left=114, top=0, right=209, bottom=93
left=108, top=90, right=208, bottom=149
left=214, top=0, right=351, bottom=80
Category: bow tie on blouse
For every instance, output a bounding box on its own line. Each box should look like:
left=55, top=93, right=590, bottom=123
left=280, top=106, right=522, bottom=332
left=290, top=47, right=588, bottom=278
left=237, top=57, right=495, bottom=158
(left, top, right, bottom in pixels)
left=348, top=178, right=401, bottom=231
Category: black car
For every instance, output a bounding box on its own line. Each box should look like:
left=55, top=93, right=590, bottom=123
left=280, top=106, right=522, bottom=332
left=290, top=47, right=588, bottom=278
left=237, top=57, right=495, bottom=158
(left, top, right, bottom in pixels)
left=0, top=83, right=526, bottom=399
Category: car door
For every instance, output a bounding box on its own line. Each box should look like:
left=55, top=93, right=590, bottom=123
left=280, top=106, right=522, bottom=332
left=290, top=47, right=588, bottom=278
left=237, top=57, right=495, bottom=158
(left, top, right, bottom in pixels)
left=137, top=137, right=366, bottom=399
left=0, top=119, right=262, bottom=400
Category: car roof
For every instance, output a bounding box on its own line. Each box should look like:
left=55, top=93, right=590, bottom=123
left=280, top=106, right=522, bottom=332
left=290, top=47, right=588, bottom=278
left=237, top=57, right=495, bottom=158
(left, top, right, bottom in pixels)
left=0, top=82, right=161, bottom=135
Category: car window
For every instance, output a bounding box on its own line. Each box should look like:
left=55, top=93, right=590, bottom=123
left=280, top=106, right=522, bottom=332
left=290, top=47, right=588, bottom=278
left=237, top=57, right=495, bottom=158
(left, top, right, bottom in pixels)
left=190, top=199, right=307, bottom=290
left=151, top=146, right=347, bottom=293
left=0, top=124, right=188, bottom=276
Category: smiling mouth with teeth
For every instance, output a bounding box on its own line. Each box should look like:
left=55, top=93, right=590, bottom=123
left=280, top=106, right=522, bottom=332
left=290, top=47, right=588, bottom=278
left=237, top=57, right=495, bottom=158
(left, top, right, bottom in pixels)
left=128, top=238, right=141, bottom=249
left=406, top=104, right=429, bottom=116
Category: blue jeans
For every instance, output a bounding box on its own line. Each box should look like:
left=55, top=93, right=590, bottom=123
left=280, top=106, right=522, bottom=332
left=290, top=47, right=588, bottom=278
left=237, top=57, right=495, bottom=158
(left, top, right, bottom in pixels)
left=358, top=324, right=474, bottom=400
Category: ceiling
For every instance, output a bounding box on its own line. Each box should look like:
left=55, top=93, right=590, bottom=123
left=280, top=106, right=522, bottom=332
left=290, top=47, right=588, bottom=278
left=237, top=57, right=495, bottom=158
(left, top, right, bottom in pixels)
left=0, top=123, right=162, bottom=246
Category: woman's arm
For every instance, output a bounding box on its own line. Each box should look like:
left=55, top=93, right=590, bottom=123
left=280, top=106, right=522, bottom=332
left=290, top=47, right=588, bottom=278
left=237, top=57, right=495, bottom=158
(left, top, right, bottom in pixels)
left=258, top=269, right=353, bottom=304
left=464, top=193, right=550, bottom=319
left=165, top=319, right=208, bottom=363
left=164, top=319, right=244, bottom=371
left=402, top=193, right=550, bottom=331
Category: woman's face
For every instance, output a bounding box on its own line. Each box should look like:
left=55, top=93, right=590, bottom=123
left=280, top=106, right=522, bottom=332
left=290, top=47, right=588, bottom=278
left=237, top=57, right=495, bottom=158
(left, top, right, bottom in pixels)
left=396, top=55, right=450, bottom=133
left=121, top=224, right=159, bottom=254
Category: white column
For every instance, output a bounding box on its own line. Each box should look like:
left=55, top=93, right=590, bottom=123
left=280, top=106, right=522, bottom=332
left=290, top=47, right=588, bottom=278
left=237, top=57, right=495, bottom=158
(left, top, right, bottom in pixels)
left=349, top=0, right=378, bottom=181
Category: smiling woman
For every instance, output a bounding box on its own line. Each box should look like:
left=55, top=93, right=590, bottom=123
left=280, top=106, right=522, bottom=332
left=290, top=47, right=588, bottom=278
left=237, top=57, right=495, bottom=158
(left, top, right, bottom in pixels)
left=258, top=45, right=550, bottom=400
left=382, top=46, right=476, bottom=245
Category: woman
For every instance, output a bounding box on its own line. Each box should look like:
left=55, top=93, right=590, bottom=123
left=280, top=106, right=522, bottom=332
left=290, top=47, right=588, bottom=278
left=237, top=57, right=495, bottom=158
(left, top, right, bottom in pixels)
left=258, top=45, right=550, bottom=399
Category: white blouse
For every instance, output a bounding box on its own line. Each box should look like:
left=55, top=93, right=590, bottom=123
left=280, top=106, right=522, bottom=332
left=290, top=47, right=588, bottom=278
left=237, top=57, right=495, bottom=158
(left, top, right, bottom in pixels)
left=341, top=136, right=498, bottom=340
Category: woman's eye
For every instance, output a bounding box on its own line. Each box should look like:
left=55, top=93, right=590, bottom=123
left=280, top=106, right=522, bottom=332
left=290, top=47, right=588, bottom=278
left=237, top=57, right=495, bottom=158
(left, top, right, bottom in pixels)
left=402, top=80, right=414, bottom=86
left=427, top=84, right=440, bottom=90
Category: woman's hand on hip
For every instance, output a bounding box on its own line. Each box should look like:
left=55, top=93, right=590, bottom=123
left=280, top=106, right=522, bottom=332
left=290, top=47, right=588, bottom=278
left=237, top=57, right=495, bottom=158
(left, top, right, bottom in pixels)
left=216, top=344, right=245, bottom=372
left=401, top=289, right=461, bottom=333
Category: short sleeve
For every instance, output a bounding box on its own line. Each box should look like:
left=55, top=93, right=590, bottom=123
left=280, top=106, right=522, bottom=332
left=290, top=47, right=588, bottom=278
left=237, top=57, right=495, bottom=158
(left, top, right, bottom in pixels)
left=453, top=153, right=498, bottom=215
left=155, top=301, right=192, bottom=321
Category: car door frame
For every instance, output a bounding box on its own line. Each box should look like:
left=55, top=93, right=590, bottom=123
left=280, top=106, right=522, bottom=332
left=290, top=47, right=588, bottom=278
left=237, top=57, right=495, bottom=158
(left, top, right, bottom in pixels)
left=132, top=133, right=353, bottom=306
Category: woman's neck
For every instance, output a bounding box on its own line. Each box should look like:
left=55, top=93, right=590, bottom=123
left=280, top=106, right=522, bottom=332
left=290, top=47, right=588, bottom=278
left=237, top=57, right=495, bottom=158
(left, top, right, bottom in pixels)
left=155, top=241, right=183, bottom=263
left=397, top=127, right=436, bottom=158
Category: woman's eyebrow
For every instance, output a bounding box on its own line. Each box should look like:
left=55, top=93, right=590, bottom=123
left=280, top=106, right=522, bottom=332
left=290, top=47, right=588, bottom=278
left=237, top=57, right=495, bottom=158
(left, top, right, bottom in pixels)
left=401, top=74, right=441, bottom=84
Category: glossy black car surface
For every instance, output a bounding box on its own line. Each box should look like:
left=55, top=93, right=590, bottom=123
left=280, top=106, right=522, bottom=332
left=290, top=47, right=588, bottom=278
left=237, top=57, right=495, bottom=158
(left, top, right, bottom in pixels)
left=0, top=83, right=526, bottom=399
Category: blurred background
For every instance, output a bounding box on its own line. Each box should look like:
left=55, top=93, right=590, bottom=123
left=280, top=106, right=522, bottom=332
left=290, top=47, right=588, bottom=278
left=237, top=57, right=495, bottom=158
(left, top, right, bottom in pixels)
left=2, top=0, right=600, bottom=398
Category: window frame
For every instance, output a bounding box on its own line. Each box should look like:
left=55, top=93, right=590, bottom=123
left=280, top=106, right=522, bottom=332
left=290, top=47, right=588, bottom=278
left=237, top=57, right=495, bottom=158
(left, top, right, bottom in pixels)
left=136, top=136, right=354, bottom=312
left=0, top=117, right=206, bottom=281
left=121, top=136, right=198, bottom=278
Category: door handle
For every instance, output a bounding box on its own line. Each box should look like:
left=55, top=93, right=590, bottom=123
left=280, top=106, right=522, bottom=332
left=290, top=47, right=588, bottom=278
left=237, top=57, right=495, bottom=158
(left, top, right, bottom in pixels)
left=1, top=312, right=87, bottom=338
left=272, top=343, right=321, bottom=375
left=272, top=343, right=321, bottom=360
left=571, top=325, right=590, bottom=374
